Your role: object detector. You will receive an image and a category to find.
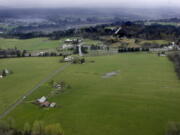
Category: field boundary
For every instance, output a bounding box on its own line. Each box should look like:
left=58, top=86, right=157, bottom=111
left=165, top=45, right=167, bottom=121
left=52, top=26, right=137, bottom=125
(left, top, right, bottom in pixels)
left=0, top=63, right=71, bottom=120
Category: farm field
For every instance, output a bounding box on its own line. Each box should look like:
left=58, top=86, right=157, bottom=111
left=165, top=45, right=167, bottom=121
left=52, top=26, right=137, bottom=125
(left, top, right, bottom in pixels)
left=101, top=36, right=170, bottom=48
left=0, top=57, right=65, bottom=114
left=0, top=38, right=61, bottom=51
left=2, top=54, right=180, bottom=135
left=145, top=22, right=180, bottom=27
left=0, top=37, right=102, bottom=51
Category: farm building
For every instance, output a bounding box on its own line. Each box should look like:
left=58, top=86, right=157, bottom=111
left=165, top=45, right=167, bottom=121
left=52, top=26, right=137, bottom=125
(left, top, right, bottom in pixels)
left=0, top=69, right=11, bottom=78
left=50, top=102, right=56, bottom=108
left=62, top=44, right=74, bottom=49
left=38, top=52, right=45, bottom=56
left=4, top=69, right=9, bottom=74
left=64, top=38, right=83, bottom=44
left=40, top=101, right=50, bottom=107
left=37, top=96, right=47, bottom=103
left=36, top=96, right=56, bottom=108
left=64, top=39, right=73, bottom=44
left=64, top=56, right=74, bottom=62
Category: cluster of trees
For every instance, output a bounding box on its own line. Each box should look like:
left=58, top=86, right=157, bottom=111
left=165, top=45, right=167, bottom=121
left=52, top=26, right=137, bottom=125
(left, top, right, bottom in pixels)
left=72, top=57, right=85, bottom=64
left=77, top=24, right=114, bottom=40
left=168, top=52, right=180, bottom=79
left=118, top=48, right=149, bottom=53
left=39, top=52, right=58, bottom=57
left=0, top=69, right=12, bottom=77
left=50, top=29, right=76, bottom=40
left=0, top=49, right=28, bottom=58
left=0, top=120, right=64, bottom=135
left=116, top=22, right=180, bottom=42
left=90, top=45, right=102, bottom=50
left=0, top=48, right=65, bottom=58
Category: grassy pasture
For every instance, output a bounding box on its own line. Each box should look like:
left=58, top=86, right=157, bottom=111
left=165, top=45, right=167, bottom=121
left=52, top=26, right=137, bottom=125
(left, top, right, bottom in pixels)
left=3, top=54, right=180, bottom=135
left=102, top=36, right=170, bottom=48
left=145, top=22, right=180, bottom=27
left=0, top=57, right=64, bottom=114
left=0, top=37, right=102, bottom=51
left=0, top=38, right=61, bottom=51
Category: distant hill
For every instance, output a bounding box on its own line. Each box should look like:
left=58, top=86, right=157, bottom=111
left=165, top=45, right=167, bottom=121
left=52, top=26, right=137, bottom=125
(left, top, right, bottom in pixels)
left=0, top=7, right=179, bottom=20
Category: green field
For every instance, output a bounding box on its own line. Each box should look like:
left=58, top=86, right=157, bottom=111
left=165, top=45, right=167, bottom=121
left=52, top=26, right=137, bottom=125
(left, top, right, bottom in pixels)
left=101, top=36, right=170, bottom=48
left=0, top=37, right=102, bottom=51
left=0, top=38, right=61, bottom=51
left=145, top=22, right=180, bottom=27
left=0, top=57, right=64, bottom=114
left=0, top=54, right=180, bottom=135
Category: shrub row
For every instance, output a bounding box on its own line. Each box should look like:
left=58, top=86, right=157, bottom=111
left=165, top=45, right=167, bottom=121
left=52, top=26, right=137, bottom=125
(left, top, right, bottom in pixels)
left=168, top=52, right=180, bottom=79
left=118, top=48, right=149, bottom=53
left=0, top=120, right=64, bottom=135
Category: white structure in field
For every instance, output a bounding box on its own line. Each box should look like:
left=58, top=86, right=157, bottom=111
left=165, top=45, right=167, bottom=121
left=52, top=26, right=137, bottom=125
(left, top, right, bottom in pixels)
left=150, top=42, right=180, bottom=52
left=115, top=27, right=122, bottom=35
left=4, top=69, right=9, bottom=74
left=64, top=56, right=74, bottom=62
left=37, top=96, right=47, bottom=103
left=50, top=102, right=56, bottom=108
left=62, top=44, right=74, bottom=49
left=78, top=44, right=83, bottom=56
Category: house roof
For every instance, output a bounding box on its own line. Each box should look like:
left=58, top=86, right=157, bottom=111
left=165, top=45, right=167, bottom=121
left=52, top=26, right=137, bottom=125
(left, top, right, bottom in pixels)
left=37, top=96, right=46, bottom=103
left=50, top=102, right=56, bottom=108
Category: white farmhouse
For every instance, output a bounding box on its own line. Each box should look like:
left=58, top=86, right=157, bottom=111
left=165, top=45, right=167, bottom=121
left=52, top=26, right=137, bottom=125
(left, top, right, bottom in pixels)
left=50, top=102, right=56, bottom=108
left=62, top=44, right=74, bottom=49
left=64, top=56, right=74, bottom=62
left=37, top=96, right=47, bottom=103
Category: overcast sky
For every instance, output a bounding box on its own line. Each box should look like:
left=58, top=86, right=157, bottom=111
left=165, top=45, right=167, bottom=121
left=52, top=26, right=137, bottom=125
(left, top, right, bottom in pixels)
left=1, top=0, right=180, bottom=8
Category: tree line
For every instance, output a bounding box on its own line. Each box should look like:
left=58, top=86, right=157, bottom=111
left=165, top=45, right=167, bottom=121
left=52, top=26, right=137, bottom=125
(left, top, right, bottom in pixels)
left=0, top=49, right=27, bottom=58
left=115, top=22, right=180, bottom=43
left=168, top=52, right=180, bottom=79
left=0, top=119, right=64, bottom=135
left=118, top=47, right=149, bottom=53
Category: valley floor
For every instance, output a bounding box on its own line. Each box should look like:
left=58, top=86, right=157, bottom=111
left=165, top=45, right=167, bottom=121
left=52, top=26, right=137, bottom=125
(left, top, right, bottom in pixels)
left=1, top=53, right=180, bottom=135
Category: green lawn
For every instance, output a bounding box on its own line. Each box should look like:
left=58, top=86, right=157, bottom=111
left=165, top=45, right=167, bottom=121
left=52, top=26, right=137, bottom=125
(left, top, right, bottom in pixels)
left=0, top=37, right=102, bottom=51
left=2, top=54, right=180, bottom=135
left=0, top=57, right=64, bottom=114
left=145, top=22, right=180, bottom=27
left=105, top=37, right=170, bottom=48
left=0, top=38, right=62, bottom=51
left=140, top=39, right=170, bottom=45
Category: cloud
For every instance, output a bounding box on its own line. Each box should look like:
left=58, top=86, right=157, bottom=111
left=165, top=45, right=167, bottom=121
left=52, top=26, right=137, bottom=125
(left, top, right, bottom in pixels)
left=0, top=0, right=180, bottom=8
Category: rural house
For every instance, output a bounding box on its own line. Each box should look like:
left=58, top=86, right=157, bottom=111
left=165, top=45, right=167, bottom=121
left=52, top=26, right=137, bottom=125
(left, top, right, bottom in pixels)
left=40, top=101, right=50, bottom=107
left=50, top=102, right=56, bottom=108
left=37, top=96, right=47, bottom=103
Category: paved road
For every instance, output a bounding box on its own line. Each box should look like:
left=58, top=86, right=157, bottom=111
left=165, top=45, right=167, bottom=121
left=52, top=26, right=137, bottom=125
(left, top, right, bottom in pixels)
left=0, top=63, right=71, bottom=120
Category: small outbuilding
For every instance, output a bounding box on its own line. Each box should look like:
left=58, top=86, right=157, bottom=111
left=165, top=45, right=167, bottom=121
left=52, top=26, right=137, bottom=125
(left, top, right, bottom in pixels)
left=40, top=101, right=50, bottom=107
left=4, top=69, right=9, bottom=74
left=64, top=56, right=74, bottom=62
left=37, top=96, right=47, bottom=103
left=50, top=102, right=56, bottom=108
